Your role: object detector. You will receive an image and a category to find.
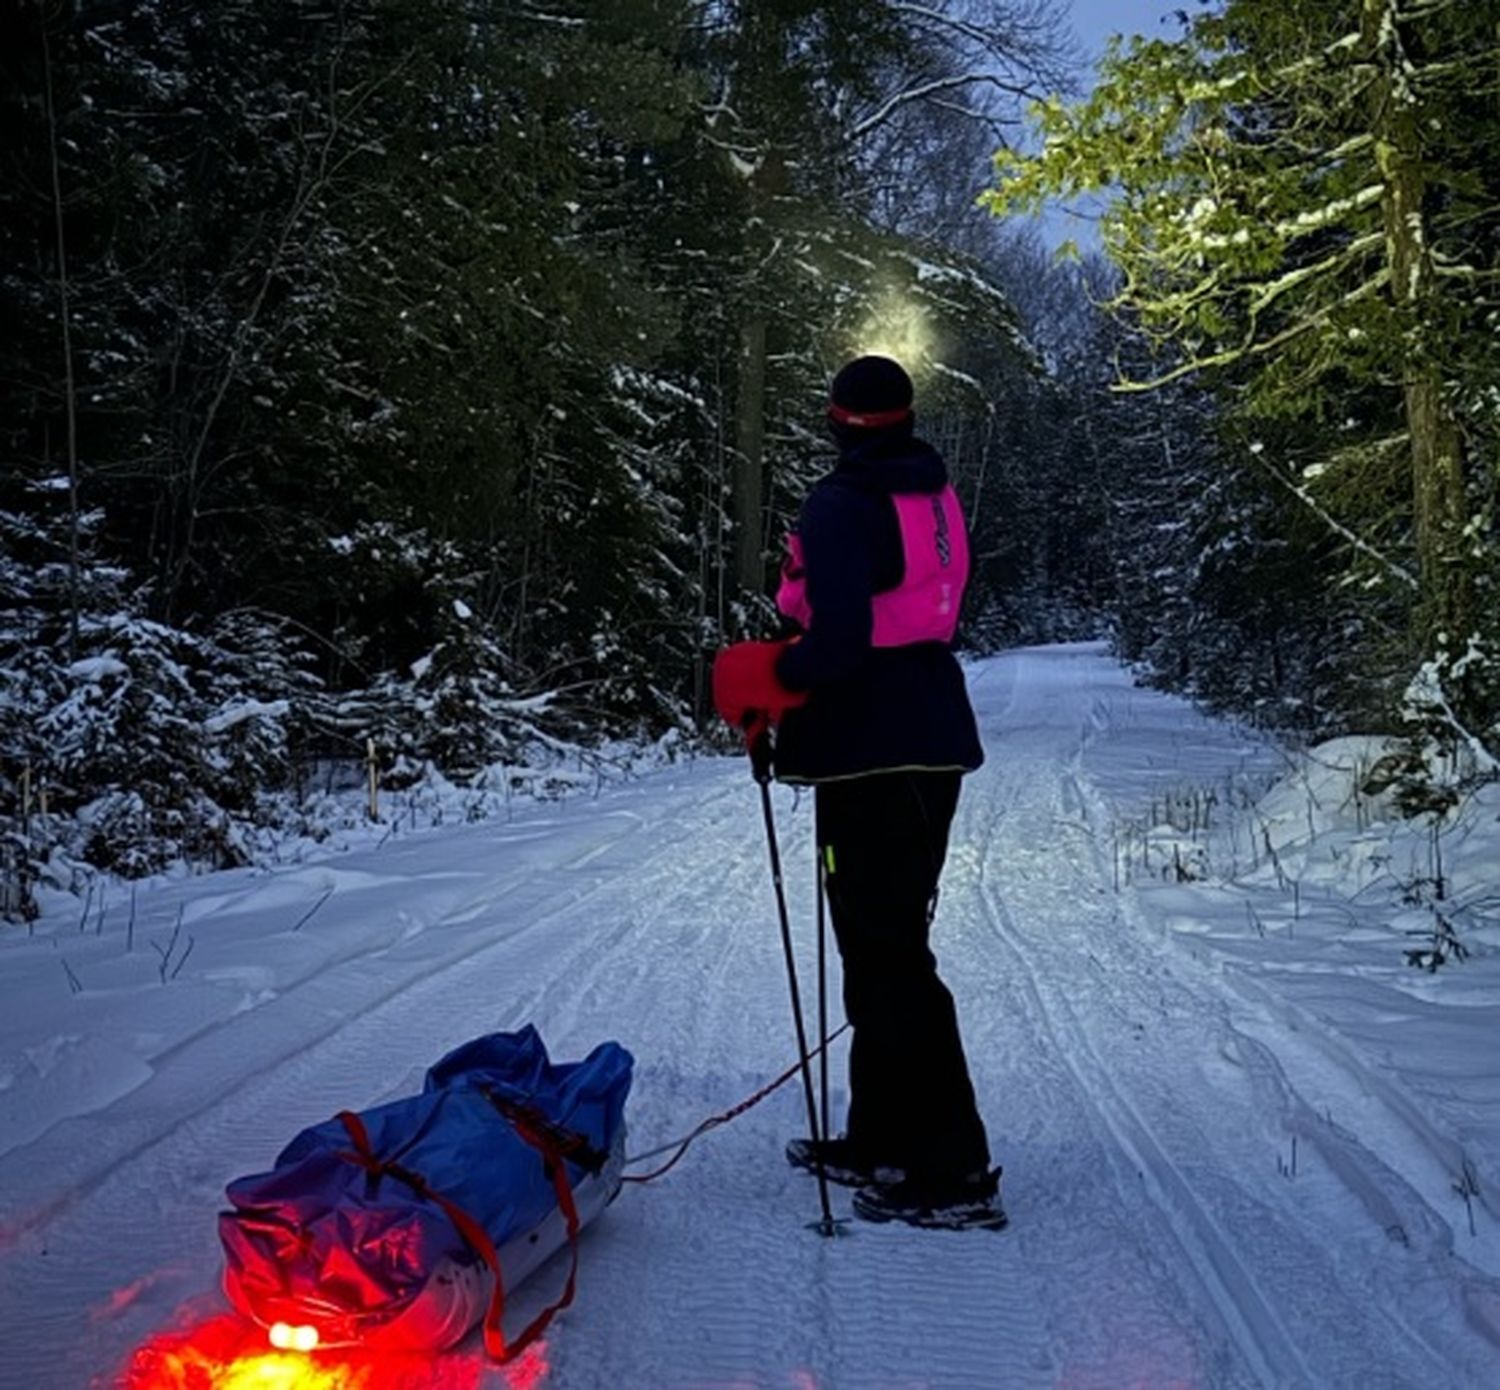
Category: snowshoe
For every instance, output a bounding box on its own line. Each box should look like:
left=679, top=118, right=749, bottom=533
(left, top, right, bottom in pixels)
left=785, top=1136, right=904, bottom=1189
left=852, top=1166, right=1007, bottom=1231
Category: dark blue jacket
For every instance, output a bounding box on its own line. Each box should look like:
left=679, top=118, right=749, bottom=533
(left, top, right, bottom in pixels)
left=772, top=432, right=984, bottom=784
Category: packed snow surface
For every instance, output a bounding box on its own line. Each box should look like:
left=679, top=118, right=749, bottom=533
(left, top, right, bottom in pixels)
left=1, top=644, right=1497, bottom=1388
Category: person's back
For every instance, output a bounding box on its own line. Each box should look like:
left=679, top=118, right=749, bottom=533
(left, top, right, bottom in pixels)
left=772, top=425, right=983, bottom=784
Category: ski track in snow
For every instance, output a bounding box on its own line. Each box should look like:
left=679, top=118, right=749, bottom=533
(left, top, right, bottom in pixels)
left=0, top=643, right=1497, bottom=1389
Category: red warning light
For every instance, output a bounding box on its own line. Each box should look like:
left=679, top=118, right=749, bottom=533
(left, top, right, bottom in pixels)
left=268, top=1323, right=322, bottom=1354
left=120, top=1313, right=543, bottom=1390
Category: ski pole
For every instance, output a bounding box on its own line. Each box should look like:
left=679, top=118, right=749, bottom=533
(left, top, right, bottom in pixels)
left=750, top=730, right=840, bottom=1237
left=816, top=846, right=830, bottom=1151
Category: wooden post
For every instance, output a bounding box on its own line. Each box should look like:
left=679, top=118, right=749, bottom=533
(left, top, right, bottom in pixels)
left=366, top=739, right=379, bottom=822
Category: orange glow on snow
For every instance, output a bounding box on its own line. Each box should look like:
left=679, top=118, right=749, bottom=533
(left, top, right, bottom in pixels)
left=213, top=1353, right=349, bottom=1390
left=121, top=1314, right=549, bottom=1390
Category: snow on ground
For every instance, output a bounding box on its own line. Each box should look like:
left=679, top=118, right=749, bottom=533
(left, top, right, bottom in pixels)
left=0, top=642, right=1497, bottom=1389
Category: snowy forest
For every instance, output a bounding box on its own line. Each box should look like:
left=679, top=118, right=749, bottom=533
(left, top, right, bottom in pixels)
left=3, top=0, right=1497, bottom=907
left=5, top=6, right=1500, bottom=1388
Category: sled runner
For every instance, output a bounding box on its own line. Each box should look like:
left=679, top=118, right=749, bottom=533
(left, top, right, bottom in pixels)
left=219, top=1026, right=632, bottom=1362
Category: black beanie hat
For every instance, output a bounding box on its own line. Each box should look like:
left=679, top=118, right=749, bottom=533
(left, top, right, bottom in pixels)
left=829, top=355, right=914, bottom=429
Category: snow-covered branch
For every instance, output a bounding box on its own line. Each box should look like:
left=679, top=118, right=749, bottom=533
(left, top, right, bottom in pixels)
left=1247, top=446, right=1420, bottom=591
left=1249, top=232, right=1385, bottom=316
left=1111, top=264, right=1391, bottom=392
left=852, top=73, right=1035, bottom=142
left=1405, top=646, right=1500, bottom=773
left=891, top=3, right=1030, bottom=53
left=1271, top=184, right=1384, bottom=240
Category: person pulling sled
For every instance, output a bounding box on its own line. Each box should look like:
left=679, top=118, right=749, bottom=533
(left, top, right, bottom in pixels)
left=714, top=355, right=1004, bottom=1232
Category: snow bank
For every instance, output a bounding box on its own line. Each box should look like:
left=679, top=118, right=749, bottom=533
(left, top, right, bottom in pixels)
left=1134, top=736, right=1500, bottom=1257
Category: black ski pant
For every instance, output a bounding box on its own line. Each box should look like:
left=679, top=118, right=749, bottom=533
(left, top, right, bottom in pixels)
left=815, top=769, right=990, bottom=1181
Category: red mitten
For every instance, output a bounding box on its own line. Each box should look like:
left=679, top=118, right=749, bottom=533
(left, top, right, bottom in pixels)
left=711, top=641, right=808, bottom=738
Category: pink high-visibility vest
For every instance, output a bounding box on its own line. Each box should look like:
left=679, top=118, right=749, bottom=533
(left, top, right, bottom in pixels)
left=776, top=486, right=970, bottom=646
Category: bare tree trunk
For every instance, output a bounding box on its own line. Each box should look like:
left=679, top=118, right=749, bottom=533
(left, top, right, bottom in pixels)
left=1403, top=374, right=1469, bottom=636
left=966, top=404, right=997, bottom=537
left=1365, top=0, right=1474, bottom=648
left=513, top=457, right=537, bottom=669
left=40, top=17, right=80, bottom=661
left=734, top=314, right=768, bottom=595
left=715, top=350, right=728, bottom=637
left=692, top=356, right=724, bottom=722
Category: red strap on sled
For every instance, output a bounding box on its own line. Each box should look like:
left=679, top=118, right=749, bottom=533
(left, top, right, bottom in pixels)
left=336, top=1106, right=583, bottom=1365
left=488, top=1101, right=584, bottom=1358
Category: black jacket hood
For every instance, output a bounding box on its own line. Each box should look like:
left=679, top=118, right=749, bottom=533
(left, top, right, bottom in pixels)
left=834, top=431, right=948, bottom=495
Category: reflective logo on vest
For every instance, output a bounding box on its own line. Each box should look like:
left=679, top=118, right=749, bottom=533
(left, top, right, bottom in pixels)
left=933, top=496, right=951, bottom=567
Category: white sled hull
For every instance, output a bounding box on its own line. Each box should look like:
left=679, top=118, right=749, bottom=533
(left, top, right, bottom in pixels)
left=362, top=1126, right=626, bottom=1353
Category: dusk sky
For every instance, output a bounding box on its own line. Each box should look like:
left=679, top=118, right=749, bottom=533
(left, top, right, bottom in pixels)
left=1025, top=0, right=1195, bottom=247
left=1066, top=0, right=1191, bottom=59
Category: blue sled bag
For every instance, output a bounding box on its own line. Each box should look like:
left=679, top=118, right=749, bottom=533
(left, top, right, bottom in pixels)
left=220, top=1026, right=632, bottom=1362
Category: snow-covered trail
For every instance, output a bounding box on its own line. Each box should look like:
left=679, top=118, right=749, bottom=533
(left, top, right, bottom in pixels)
left=1, top=644, right=1496, bottom=1389
left=947, top=652, right=1497, bottom=1389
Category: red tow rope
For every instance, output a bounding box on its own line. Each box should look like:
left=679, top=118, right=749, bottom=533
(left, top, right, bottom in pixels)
left=621, top=1025, right=849, bottom=1186
left=336, top=1101, right=583, bottom=1365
